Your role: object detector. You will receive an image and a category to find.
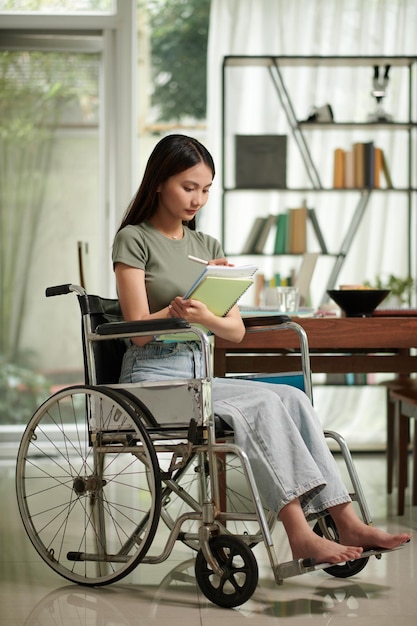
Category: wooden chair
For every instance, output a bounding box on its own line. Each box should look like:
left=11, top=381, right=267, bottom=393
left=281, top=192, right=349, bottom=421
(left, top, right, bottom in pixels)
left=382, top=379, right=417, bottom=496
left=388, top=384, right=417, bottom=515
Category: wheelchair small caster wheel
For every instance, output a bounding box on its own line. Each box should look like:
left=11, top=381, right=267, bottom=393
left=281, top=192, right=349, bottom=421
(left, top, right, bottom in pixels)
left=313, top=514, right=369, bottom=578
left=195, top=535, right=258, bottom=608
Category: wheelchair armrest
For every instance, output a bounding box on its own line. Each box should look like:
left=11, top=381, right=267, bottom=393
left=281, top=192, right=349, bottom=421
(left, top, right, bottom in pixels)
left=95, top=317, right=191, bottom=336
left=243, top=315, right=291, bottom=329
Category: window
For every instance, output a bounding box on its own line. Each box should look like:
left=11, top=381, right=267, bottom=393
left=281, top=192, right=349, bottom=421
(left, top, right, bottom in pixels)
left=0, top=1, right=136, bottom=426
left=0, top=0, right=211, bottom=428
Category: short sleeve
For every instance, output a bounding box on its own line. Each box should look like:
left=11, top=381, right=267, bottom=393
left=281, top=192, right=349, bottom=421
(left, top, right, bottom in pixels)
left=112, top=226, right=148, bottom=269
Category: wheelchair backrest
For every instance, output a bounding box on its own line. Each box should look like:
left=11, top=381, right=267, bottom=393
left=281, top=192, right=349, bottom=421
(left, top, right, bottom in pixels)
left=77, top=294, right=126, bottom=385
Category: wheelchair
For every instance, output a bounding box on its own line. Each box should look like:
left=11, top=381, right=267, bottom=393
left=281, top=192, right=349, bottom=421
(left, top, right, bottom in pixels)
left=15, top=284, right=390, bottom=608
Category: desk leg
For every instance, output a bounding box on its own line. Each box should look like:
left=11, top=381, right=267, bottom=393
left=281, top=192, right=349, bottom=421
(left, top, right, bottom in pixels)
left=214, top=349, right=227, bottom=377
left=397, top=403, right=409, bottom=517
left=387, top=393, right=395, bottom=494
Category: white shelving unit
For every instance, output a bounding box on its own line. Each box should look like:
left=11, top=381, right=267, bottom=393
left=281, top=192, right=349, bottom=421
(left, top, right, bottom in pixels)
left=221, top=55, right=417, bottom=304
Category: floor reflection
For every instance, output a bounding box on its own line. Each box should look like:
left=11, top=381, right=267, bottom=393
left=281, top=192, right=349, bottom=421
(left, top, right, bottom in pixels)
left=2, top=454, right=417, bottom=625
left=19, top=556, right=408, bottom=626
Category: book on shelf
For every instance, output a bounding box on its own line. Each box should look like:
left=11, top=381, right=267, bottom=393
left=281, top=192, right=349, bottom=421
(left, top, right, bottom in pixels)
left=333, top=148, right=345, bottom=189
left=308, top=207, right=328, bottom=254
left=353, top=142, right=365, bottom=188
left=333, top=142, right=393, bottom=189
left=344, top=150, right=355, bottom=188
left=244, top=202, right=322, bottom=258
left=184, top=263, right=258, bottom=317
left=272, top=204, right=307, bottom=254
left=364, top=141, right=375, bottom=188
left=253, top=214, right=277, bottom=253
left=273, top=212, right=288, bottom=254
left=365, top=143, right=392, bottom=188
left=374, top=147, right=382, bottom=188
left=373, top=146, right=393, bottom=188
left=288, top=205, right=307, bottom=254
left=235, top=134, right=287, bottom=188
left=240, top=216, right=267, bottom=254
left=380, top=149, right=393, bottom=188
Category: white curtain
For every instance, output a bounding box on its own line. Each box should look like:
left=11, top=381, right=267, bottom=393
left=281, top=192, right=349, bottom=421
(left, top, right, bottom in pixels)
left=204, top=0, right=417, bottom=307
left=205, top=0, right=417, bottom=446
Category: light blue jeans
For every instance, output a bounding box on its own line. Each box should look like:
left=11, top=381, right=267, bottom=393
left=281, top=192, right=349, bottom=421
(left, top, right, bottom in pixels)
left=120, top=341, right=351, bottom=519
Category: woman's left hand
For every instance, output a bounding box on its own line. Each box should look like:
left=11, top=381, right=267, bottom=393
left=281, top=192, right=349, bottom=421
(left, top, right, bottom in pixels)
left=169, top=296, right=208, bottom=321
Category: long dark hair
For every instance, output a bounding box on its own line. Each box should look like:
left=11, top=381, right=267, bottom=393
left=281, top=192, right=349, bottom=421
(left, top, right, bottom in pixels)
left=117, top=134, right=215, bottom=232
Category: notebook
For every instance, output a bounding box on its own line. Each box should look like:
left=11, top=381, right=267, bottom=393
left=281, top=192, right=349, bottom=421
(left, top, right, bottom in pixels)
left=184, top=264, right=258, bottom=316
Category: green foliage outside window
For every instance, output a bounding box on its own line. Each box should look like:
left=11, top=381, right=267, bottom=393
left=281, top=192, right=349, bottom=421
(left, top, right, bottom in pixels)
left=147, top=0, right=211, bottom=122
left=0, top=356, right=50, bottom=425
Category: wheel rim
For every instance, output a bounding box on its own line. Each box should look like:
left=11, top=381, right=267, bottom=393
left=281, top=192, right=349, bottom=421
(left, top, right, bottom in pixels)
left=195, top=535, right=258, bottom=608
left=16, top=385, right=161, bottom=586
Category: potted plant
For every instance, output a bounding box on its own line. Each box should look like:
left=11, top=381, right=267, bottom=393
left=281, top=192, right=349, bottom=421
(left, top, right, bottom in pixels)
left=365, top=274, right=415, bottom=307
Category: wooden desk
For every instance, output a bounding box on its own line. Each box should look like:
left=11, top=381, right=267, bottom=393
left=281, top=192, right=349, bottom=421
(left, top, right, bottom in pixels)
left=214, top=316, right=417, bottom=378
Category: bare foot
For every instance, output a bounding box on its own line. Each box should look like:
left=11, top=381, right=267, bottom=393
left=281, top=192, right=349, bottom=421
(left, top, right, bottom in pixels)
left=338, top=523, right=411, bottom=551
left=290, top=528, right=364, bottom=565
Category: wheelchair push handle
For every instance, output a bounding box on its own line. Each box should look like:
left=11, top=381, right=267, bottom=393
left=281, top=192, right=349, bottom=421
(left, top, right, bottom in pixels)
left=46, top=284, right=86, bottom=297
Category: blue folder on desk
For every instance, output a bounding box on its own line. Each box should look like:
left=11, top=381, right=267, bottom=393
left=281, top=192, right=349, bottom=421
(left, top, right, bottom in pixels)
left=234, top=372, right=305, bottom=392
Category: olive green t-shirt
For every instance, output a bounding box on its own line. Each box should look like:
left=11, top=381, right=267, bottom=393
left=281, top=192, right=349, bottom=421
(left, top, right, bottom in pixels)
left=112, top=222, right=224, bottom=313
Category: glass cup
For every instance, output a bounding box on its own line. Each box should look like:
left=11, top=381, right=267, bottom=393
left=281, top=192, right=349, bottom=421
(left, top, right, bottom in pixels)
left=264, top=286, right=300, bottom=311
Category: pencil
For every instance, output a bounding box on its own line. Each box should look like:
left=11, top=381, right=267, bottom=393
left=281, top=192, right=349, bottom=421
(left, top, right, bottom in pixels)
left=187, top=255, right=208, bottom=265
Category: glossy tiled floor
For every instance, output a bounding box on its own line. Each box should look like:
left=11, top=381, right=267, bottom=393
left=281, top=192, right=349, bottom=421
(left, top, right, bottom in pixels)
left=1, top=452, right=416, bottom=625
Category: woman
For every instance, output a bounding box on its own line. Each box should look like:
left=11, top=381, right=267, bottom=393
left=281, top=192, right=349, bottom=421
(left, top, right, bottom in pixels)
left=112, top=134, right=410, bottom=565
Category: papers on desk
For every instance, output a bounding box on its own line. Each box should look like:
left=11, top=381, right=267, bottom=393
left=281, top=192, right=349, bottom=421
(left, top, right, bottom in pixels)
left=239, top=305, right=315, bottom=318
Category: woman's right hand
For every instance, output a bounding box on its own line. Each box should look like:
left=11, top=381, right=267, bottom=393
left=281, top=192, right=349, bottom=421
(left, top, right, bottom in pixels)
left=208, top=257, right=234, bottom=267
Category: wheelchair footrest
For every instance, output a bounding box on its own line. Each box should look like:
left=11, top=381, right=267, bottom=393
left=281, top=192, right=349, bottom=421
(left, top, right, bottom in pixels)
left=275, top=544, right=406, bottom=583
left=312, top=544, right=405, bottom=572
left=275, top=557, right=317, bottom=583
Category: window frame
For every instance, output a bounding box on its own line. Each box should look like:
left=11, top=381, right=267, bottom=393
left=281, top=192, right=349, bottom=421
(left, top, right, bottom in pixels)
left=0, top=0, right=137, bottom=295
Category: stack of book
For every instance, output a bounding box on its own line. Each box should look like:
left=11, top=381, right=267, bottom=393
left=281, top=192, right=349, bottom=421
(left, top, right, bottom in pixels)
left=274, top=206, right=307, bottom=254
left=241, top=204, right=309, bottom=255
left=241, top=202, right=327, bottom=254
left=333, top=142, right=393, bottom=189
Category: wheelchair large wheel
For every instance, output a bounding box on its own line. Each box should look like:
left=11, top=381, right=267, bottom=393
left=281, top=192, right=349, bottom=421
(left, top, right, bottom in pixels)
left=195, top=535, right=258, bottom=608
left=16, top=385, right=161, bottom=586
left=313, top=514, right=369, bottom=578
left=160, top=450, right=276, bottom=550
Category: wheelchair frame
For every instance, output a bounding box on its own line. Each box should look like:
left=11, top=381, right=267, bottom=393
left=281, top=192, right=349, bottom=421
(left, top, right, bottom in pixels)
left=15, top=283, right=389, bottom=608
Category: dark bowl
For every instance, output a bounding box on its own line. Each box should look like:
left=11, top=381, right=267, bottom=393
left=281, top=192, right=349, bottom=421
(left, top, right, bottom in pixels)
left=327, top=289, right=390, bottom=317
